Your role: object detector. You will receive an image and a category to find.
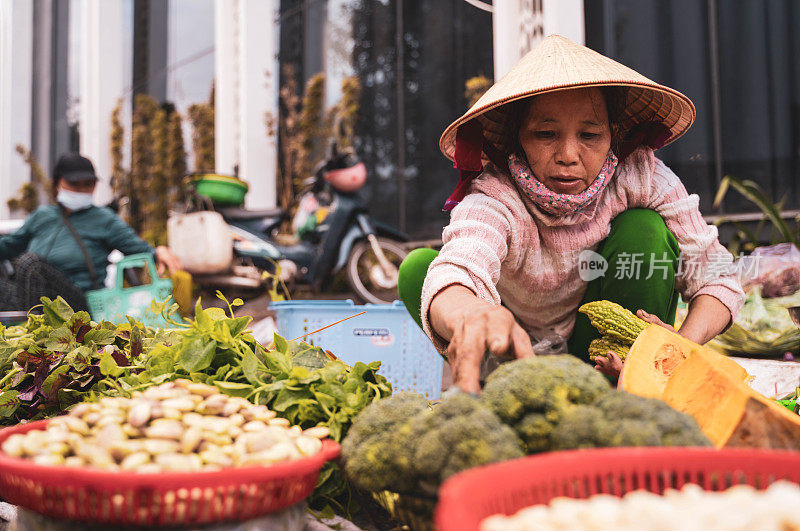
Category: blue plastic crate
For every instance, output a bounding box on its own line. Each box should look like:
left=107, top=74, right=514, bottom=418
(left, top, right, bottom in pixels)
left=269, top=300, right=443, bottom=399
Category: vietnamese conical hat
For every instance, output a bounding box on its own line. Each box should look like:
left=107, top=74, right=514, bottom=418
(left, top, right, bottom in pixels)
left=439, top=35, right=696, bottom=162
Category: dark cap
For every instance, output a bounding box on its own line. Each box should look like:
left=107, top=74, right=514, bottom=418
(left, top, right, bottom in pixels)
left=53, top=153, right=99, bottom=183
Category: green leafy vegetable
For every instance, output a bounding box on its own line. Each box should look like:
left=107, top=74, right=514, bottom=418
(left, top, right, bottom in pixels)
left=0, top=297, right=156, bottom=424
left=0, top=294, right=393, bottom=517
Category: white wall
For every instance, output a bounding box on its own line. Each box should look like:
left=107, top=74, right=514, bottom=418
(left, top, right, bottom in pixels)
left=0, top=0, right=33, bottom=220
left=543, top=0, right=585, bottom=47
left=214, top=0, right=238, bottom=177
left=80, top=0, right=127, bottom=206
left=168, top=0, right=215, bottom=178
left=215, top=0, right=280, bottom=210
left=493, top=0, right=584, bottom=80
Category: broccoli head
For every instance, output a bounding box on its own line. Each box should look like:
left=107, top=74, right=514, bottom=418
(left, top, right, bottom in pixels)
left=550, top=391, right=711, bottom=450
left=341, top=391, right=524, bottom=495
left=409, top=392, right=525, bottom=495
left=481, top=355, right=611, bottom=452
left=340, top=392, right=430, bottom=492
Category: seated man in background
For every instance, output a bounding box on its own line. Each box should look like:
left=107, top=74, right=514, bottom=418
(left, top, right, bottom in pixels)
left=0, top=152, right=181, bottom=311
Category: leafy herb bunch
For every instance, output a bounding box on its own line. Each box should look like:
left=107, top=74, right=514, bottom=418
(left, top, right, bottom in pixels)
left=0, top=297, right=167, bottom=424
left=99, top=295, right=394, bottom=442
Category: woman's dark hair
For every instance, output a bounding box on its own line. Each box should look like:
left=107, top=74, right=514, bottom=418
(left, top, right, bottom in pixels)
left=599, top=86, right=626, bottom=155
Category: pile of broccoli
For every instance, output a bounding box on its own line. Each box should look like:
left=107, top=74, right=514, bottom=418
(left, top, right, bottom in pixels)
left=341, top=391, right=524, bottom=495
left=407, top=392, right=526, bottom=494
left=481, top=355, right=611, bottom=452
left=341, top=355, right=710, bottom=496
left=551, top=391, right=712, bottom=449
left=340, top=392, right=430, bottom=492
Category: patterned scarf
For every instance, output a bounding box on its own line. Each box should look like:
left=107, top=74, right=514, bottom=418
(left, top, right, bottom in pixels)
left=507, top=150, right=618, bottom=216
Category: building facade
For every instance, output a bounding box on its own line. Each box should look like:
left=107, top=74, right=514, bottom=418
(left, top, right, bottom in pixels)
left=2, top=0, right=799, bottom=242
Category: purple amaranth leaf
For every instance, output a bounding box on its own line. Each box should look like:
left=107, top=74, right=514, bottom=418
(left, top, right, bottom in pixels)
left=70, top=317, right=87, bottom=334
left=130, top=331, right=143, bottom=359
left=75, top=325, right=91, bottom=343
left=74, top=369, right=95, bottom=385
left=43, top=374, right=70, bottom=401
left=111, top=350, right=130, bottom=367
left=32, top=361, right=50, bottom=394
left=10, top=369, right=26, bottom=387
left=18, top=387, right=37, bottom=401
left=76, top=376, right=98, bottom=390
left=49, top=354, right=66, bottom=369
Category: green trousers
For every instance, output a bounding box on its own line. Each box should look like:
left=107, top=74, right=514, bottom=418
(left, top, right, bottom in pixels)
left=397, top=209, right=680, bottom=364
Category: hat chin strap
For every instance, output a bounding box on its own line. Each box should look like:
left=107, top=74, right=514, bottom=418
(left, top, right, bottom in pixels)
left=443, top=120, right=510, bottom=211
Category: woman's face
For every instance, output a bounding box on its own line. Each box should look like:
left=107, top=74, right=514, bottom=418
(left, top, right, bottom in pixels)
left=518, top=87, right=612, bottom=195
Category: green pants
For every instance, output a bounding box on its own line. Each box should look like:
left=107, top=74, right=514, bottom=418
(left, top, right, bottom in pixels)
left=397, top=209, right=680, bottom=364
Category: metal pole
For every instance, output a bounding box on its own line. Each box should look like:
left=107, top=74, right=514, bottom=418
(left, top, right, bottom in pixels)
left=707, top=0, right=725, bottom=213
left=395, top=0, right=406, bottom=232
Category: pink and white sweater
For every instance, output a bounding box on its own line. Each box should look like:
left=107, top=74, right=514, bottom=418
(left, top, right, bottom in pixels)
left=421, top=148, right=745, bottom=353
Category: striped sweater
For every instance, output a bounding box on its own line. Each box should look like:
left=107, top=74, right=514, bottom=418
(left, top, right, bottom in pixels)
left=421, top=148, right=745, bottom=353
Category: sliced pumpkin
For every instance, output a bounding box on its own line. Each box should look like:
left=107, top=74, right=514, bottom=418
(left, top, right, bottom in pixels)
left=662, top=351, right=800, bottom=449
left=619, top=325, right=747, bottom=399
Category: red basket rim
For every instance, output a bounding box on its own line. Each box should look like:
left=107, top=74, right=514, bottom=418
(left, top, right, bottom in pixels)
left=0, top=419, right=340, bottom=490
left=436, top=446, right=800, bottom=531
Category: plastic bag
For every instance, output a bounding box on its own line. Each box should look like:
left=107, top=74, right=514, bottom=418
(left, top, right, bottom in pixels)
left=710, top=286, right=800, bottom=356
left=167, top=211, right=233, bottom=274
left=738, top=243, right=800, bottom=298
left=291, top=192, right=319, bottom=237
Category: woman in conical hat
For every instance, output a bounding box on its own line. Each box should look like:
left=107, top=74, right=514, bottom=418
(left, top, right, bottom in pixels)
left=398, top=35, right=744, bottom=392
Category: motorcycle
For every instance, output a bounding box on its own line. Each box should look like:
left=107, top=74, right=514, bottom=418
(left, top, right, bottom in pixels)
left=189, top=144, right=409, bottom=304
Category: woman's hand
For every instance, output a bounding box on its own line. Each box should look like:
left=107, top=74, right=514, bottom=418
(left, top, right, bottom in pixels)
left=155, top=246, right=183, bottom=276
left=636, top=309, right=676, bottom=332
left=593, top=310, right=673, bottom=379
left=594, top=351, right=623, bottom=378
left=430, top=285, right=535, bottom=394
left=636, top=295, right=731, bottom=345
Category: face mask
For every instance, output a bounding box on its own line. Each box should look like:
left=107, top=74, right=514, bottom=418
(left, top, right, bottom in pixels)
left=57, top=189, right=95, bottom=211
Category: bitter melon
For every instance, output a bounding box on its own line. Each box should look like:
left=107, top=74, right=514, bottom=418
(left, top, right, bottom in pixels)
left=588, top=336, right=630, bottom=361
left=579, top=300, right=648, bottom=345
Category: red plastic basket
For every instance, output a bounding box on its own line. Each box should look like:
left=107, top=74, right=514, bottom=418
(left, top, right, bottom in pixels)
left=436, top=447, right=800, bottom=531
left=0, top=420, right=340, bottom=526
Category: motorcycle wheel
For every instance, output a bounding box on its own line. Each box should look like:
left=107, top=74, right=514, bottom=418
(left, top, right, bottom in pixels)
left=345, top=237, right=408, bottom=304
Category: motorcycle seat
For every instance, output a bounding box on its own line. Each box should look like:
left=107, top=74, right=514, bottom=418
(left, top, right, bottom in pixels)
left=217, top=207, right=286, bottom=221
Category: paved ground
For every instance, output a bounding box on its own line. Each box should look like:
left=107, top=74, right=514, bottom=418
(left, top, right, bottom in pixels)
left=2, top=504, right=369, bottom=530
